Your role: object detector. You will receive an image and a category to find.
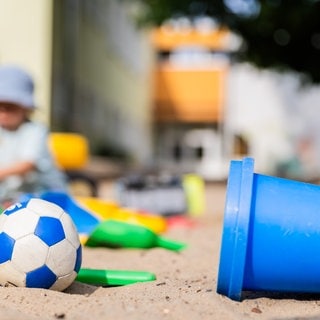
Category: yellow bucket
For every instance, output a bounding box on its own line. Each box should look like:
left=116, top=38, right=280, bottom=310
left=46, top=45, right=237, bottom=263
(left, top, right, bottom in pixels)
left=48, top=133, right=89, bottom=170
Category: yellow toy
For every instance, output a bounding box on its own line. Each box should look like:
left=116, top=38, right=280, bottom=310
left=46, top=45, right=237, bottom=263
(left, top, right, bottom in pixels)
left=76, top=196, right=167, bottom=234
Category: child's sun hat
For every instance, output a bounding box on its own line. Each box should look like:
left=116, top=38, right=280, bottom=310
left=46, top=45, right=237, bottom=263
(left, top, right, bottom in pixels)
left=0, top=65, right=35, bottom=109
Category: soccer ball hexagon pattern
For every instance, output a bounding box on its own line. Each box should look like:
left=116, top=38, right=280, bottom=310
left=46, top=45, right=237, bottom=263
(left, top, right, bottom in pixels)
left=0, top=198, right=82, bottom=291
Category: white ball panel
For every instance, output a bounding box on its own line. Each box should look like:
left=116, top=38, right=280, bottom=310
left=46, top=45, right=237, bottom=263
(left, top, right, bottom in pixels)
left=0, top=213, right=8, bottom=231
left=50, top=271, right=77, bottom=291
left=46, top=240, right=76, bottom=276
left=27, top=199, right=63, bottom=218
left=3, top=209, right=39, bottom=239
left=0, top=261, right=26, bottom=287
left=12, top=235, right=48, bottom=272
left=60, top=212, right=80, bottom=248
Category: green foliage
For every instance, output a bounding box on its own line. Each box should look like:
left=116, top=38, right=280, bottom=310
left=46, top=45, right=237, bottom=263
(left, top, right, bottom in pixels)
left=133, top=0, right=320, bottom=83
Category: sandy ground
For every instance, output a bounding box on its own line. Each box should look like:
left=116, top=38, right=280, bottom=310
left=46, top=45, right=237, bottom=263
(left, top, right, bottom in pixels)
left=1, top=180, right=320, bottom=319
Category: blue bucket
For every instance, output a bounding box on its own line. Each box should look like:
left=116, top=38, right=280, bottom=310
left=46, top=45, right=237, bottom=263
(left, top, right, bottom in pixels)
left=217, top=157, right=320, bottom=301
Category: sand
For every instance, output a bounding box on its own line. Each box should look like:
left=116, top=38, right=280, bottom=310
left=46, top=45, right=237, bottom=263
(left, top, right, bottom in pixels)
left=1, top=182, right=320, bottom=320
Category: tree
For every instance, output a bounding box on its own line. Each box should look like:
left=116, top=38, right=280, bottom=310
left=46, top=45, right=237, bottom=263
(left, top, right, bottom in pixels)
left=134, top=0, right=320, bottom=83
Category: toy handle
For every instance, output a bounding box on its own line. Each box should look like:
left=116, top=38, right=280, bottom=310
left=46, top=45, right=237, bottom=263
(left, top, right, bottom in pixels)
left=156, top=236, right=187, bottom=251
left=76, top=268, right=156, bottom=286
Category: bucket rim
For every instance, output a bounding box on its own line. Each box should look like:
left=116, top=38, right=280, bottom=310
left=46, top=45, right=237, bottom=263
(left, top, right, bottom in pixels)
left=217, top=157, right=255, bottom=301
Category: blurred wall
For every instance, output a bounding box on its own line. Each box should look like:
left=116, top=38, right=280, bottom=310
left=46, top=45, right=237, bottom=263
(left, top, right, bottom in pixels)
left=225, top=63, right=295, bottom=174
left=51, top=0, right=154, bottom=165
left=0, top=0, right=53, bottom=124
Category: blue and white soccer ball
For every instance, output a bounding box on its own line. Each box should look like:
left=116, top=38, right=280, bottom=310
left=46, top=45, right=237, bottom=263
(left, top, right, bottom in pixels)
left=0, top=198, right=82, bottom=291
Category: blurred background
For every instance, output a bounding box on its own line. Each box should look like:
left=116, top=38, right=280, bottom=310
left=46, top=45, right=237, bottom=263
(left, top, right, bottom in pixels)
left=2, top=0, right=320, bottom=184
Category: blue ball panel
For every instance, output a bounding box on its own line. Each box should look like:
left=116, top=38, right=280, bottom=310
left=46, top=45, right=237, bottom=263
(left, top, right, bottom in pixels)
left=35, top=217, right=65, bottom=246
left=26, top=265, right=57, bottom=288
left=3, top=201, right=28, bottom=216
left=0, top=232, right=15, bottom=263
left=74, top=246, right=82, bottom=273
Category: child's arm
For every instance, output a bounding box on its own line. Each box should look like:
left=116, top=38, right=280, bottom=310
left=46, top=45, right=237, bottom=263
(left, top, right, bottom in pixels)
left=0, top=161, right=36, bottom=181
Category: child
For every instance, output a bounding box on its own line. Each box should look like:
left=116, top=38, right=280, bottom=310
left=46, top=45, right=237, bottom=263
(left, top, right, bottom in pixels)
left=0, top=65, right=67, bottom=204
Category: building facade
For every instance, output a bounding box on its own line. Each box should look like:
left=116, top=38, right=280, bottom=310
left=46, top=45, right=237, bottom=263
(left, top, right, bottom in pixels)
left=0, top=0, right=154, bottom=165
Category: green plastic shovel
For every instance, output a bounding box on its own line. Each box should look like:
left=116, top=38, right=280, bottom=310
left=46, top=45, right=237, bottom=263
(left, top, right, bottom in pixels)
left=85, top=219, right=186, bottom=251
left=76, top=268, right=156, bottom=286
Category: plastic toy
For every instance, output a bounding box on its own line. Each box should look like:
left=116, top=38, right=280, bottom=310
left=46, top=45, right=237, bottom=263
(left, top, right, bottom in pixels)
left=0, top=198, right=81, bottom=291
left=76, top=268, right=156, bottom=286
left=37, top=192, right=186, bottom=251
left=48, top=133, right=89, bottom=170
left=48, top=132, right=98, bottom=197
left=76, top=196, right=167, bottom=234
left=85, top=219, right=186, bottom=251
left=115, top=173, right=205, bottom=216
left=166, top=215, right=197, bottom=229
left=217, top=157, right=320, bottom=301
left=115, top=173, right=187, bottom=215
left=182, top=174, right=205, bottom=216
